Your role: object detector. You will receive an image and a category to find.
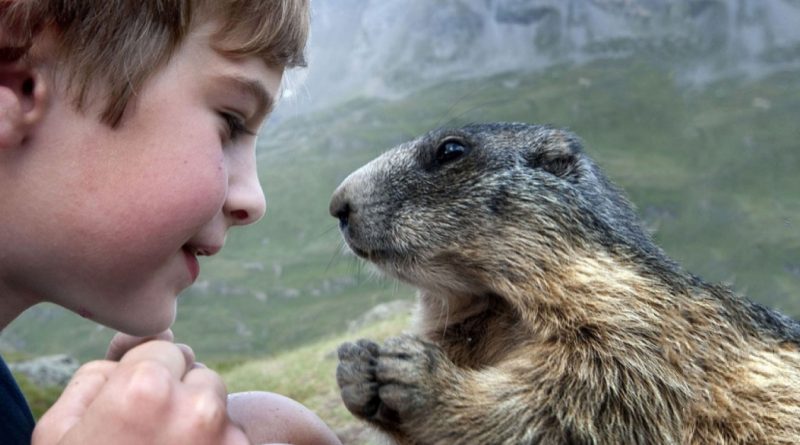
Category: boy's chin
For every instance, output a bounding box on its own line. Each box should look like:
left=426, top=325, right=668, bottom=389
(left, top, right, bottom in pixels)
left=101, top=304, right=178, bottom=338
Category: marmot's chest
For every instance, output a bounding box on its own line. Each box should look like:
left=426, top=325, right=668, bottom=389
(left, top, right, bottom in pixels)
left=427, top=307, right=524, bottom=368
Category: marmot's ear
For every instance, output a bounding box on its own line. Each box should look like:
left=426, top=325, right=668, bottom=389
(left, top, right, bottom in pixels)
left=525, top=130, right=582, bottom=178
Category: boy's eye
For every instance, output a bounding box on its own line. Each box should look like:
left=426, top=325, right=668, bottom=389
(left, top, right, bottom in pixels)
left=220, top=111, right=255, bottom=142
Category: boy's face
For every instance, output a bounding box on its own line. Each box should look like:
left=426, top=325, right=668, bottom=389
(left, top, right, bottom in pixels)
left=0, top=22, right=281, bottom=335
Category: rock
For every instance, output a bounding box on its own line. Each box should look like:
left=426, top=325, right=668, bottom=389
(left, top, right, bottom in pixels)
left=9, top=354, right=80, bottom=388
left=297, top=0, right=800, bottom=112
left=280, top=288, right=301, bottom=299
left=495, top=1, right=558, bottom=25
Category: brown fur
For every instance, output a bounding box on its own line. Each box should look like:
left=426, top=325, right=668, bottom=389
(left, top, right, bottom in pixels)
left=331, top=123, right=800, bottom=444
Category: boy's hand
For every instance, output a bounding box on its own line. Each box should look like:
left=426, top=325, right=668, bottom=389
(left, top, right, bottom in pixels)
left=32, top=341, right=250, bottom=445
left=104, top=329, right=196, bottom=366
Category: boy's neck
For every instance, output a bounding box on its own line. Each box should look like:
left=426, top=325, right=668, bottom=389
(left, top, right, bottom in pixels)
left=0, top=283, right=39, bottom=331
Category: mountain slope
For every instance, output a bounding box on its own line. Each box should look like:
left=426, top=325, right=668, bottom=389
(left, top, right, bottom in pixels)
left=3, top=57, right=798, bottom=362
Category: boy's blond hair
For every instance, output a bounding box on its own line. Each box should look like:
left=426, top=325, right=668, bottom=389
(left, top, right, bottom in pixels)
left=1, top=0, right=309, bottom=126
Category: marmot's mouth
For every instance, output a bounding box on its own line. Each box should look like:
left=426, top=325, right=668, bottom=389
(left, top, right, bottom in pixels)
left=348, top=244, right=370, bottom=259
left=343, top=236, right=398, bottom=264
left=348, top=244, right=394, bottom=263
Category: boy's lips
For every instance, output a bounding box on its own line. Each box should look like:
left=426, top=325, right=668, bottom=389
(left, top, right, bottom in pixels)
left=181, top=244, right=221, bottom=283
left=182, top=248, right=200, bottom=282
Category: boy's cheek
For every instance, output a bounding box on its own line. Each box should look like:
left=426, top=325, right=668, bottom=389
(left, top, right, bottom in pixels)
left=96, top=162, right=227, bottom=235
left=43, top=176, right=227, bottom=288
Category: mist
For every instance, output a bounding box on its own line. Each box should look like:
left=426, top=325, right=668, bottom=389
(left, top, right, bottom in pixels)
left=280, top=0, right=800, bottom=115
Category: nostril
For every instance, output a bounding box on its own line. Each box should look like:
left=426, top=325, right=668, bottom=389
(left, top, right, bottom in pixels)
left=330, top=190, right=356, bottom=228
left=334, top=202, right=351, bottom=228
left=231, top=209, right=249, bottom=221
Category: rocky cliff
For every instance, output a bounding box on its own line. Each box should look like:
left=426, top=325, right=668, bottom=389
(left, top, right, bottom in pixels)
left=297, top=0, right=800, bottom=109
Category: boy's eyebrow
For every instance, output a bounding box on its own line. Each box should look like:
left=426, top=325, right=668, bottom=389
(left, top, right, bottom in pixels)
left=216, top=74, right=275, bottom=118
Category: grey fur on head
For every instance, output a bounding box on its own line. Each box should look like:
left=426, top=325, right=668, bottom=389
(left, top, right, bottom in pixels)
left=331, top=123, right=676, bottom=288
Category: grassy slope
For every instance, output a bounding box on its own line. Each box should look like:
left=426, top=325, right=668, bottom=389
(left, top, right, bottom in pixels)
left=220, top=310, right=411, bottom=445
left=3, top=56, right=798, bottom=364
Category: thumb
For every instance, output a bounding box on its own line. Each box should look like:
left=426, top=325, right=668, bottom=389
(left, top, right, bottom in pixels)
left=105, top=329, right=174, bottom=361
left=32, top=360, right=116, bottom=444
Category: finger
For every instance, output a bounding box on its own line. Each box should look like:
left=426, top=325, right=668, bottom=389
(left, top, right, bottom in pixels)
left=180, top=368, right=232, bottom=440
left=182, top=367, right=228, bottom=402
left=105, top=329, right=174, bottom=361
left=175, top=343, right=197, bottom=369
left=32, top=360, right=116, bottom=444
left=118, top=340, right=190, bottom=380
left=222, top=423, right=252, bottom=445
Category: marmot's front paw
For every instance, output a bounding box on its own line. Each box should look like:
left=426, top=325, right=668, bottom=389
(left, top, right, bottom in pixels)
left=337, top=335, right=446, bottom=426
left=336, top=339, right=383, bottom=420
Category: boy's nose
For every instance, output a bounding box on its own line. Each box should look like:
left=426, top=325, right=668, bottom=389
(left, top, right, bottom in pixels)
left=225, top=154, right=266, bottom=226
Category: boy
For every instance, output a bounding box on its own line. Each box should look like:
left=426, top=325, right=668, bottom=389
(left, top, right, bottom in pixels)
left=1, top=1, right=341, bottom=444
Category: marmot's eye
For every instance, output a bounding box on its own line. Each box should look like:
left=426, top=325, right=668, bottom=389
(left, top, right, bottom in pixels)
left=435, top=140, right=469, bottom=165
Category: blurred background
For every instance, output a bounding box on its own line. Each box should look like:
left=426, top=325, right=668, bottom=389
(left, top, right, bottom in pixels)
left=3, top=1, right=799, bottom=442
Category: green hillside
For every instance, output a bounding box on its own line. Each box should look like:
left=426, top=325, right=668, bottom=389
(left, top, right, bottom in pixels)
left=220, top=307, right=411, bottom=445
left=3, top=56, right=798, bottom=365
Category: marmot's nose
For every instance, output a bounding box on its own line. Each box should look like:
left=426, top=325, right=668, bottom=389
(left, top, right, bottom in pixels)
left=329, top=189, right=353, bottom=228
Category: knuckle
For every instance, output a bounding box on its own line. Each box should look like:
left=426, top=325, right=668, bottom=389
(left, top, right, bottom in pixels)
left=78, top=359, right=114, bottom=373
left=186, top=390, right=227, bottom=431
left=188, top=367, right=227, bottom=394
left=122, top=360, right=173, bottom=408
left=69, top=359, right=115, bottom=382
left=62, top=360, right=113, bottom=387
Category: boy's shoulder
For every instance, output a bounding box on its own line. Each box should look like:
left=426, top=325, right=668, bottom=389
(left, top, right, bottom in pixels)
left=0, top=354, right=35, bottom=444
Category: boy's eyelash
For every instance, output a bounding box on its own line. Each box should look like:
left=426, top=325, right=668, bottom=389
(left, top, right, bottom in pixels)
left=220, top=112, right=255, bottom=141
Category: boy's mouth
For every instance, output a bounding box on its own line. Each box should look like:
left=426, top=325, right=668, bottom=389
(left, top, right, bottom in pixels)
left=181, top=244, right=221, bottom=282
left=182, top=247, right=200, bottom=283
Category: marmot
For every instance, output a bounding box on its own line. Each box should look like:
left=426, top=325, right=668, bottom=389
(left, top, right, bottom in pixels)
left=329, top=123, right=800, bottom=445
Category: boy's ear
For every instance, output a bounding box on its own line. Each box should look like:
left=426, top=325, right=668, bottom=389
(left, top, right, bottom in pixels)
left=0, top=59, right=48, bottom=149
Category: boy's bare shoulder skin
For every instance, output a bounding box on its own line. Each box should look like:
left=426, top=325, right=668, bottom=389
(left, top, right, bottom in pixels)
left=1, top=1, right=340, bottom=444
left=330, top=122, right=800, bottom=444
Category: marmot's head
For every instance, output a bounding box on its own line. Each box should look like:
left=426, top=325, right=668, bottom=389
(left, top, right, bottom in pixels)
left=330, top=123, right=671, bottom=295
